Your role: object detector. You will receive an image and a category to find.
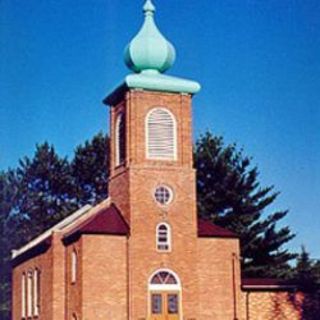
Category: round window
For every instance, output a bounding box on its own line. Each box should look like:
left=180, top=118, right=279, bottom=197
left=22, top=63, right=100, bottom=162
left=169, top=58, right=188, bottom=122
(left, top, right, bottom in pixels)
left=154, top=185, right=173, bottom=205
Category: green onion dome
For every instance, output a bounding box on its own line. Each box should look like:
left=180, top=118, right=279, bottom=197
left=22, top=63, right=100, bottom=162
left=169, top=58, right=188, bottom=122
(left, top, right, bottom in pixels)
left=124, top=0, right=176, bottom=73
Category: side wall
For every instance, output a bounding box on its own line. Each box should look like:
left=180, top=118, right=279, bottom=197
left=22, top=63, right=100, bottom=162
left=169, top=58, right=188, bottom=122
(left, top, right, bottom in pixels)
left=239, top=290, right=303, bottom=320
left=198, top=237, right=241, bottom=320
left=12, top=233, right=66, bottom=320
left=81, top=234, right=128, bottom=320
left=12, top=247, right=53, bottom=320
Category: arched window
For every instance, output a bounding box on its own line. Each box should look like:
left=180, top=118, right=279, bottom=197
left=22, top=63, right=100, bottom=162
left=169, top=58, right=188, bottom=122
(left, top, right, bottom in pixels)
left=33, top=268, right=40, bottom=316
left=150, top=270, right=179, bottom=286
left=27, top=271, right=33, bottom=318
left=146, top=108, right=177, bottom=160
left=21, top=273, right=26, bottom=319
left=115, top=113, right=126, bottom=166
left=71, top=250, right=77, bottom=284
left=156, top=223, right=171, bottom=252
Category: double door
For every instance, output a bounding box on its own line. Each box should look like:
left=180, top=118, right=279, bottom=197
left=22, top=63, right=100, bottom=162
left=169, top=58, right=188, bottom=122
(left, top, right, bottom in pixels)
left=150, top=292, right=179, bottom=320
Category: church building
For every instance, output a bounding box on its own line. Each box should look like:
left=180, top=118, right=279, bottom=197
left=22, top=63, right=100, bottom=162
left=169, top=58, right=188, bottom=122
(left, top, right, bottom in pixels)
left=12, top=1, right=303, bottom=319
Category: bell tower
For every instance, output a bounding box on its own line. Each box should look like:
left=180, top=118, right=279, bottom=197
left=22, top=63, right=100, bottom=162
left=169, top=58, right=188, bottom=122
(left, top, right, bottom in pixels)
left=103, top=1, right=201, bottom=319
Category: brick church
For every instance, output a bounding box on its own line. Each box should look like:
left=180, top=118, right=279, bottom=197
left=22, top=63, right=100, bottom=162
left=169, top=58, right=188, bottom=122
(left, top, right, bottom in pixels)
left=12, top=1, right=303, bottom=319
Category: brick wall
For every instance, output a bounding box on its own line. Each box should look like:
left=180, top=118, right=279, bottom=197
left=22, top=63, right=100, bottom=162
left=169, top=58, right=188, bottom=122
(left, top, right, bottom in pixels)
left=81, top=234, right=128, bottom=320
left=198, top=237, right=241, bottom=320
left=12, top=233, right=66, bottom=320
left=12, top=247, right=53, bottom=320
left=239, top=290, right=304, bottom=320
left=65, top=237, right=83, bottom=320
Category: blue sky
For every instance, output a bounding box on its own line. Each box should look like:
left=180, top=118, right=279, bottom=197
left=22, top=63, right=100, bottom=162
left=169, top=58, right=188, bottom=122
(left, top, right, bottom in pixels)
left=1, top=0, right=319, bottom=258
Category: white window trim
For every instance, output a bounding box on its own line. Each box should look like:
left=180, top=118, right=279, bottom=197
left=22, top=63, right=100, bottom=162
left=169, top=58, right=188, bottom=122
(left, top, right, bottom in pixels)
left=21, top=273, right=26, bottom=319
left=148, top=269, right=183, bottom=320
left=71, top=250, right=77, bottom=284
left=145, top=107, right=177, bottom=161
left=156, top=222, right=172, bottom=252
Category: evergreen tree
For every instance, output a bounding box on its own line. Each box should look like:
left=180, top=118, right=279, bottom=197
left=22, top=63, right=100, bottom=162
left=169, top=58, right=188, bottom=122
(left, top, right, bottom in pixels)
left=71, top=132, right=109, bottom=206
left=295, top=247, right=320, bottom=319
left=12, top=142, right=77, bottom=244
left=296, top=247, right=320, bottom=292
left=195, top=131, right=295, bottom=278
left=0, top=170, right=18, bottom=320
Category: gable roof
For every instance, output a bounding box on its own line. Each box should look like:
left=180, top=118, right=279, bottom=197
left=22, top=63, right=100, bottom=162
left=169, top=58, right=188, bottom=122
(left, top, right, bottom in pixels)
left=11, top=204, right=92, bottom=260
left=11, top=198, right=113, bottom=260
left=63, top=204, right=129, bottom=244
left=198, top=219, right=238, bottom=238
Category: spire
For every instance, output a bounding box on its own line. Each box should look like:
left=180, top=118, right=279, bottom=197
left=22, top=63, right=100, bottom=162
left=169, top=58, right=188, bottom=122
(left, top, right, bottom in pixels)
left=124, top=0, right=176, bottom=74
left=143, top=0, right=155, bottom=15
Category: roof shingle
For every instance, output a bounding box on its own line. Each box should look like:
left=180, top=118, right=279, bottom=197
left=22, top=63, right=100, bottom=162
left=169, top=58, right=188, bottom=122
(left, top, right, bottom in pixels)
left=63, top=204, right=129, bottom=244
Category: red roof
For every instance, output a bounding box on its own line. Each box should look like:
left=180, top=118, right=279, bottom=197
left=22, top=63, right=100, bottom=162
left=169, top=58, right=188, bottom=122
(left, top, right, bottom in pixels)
left=63, top=205, right=237, bottom=242
left=198, top=219, right=238, bottom=238
left=63, top=204, right=129, bottom=244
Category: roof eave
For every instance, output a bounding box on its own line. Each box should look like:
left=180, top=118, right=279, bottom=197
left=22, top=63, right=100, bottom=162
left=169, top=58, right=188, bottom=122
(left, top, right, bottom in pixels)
left=198, top=234, right=239, bottom=239
left=242, top=284, right=298, bottom=291
left=11, top=204, right=92, bottom=260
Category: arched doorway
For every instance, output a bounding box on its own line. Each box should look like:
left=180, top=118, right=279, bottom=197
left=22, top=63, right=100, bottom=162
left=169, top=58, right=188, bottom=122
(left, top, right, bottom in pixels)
left=148, top=269, right=182, bottom=320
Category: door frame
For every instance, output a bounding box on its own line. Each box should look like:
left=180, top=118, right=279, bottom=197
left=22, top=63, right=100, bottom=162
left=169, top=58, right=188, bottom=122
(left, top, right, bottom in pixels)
left=147, top=269, right=183, bottom=320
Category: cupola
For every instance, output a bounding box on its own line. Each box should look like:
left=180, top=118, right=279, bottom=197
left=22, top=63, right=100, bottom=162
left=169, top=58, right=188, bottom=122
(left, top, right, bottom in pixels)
left=124, top=0, right=176, bottom=74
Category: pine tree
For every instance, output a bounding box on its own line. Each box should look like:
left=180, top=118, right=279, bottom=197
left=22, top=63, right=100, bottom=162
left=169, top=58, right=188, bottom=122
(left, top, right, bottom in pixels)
left=296, top=247, right=319, bottom=292
left=195, top=131, right=295, bottom=278
left=0, top=170, right=18, bottom=320
left=12, top=142, right=77, bottom=244
left=71, top=132, right=109, bottom=206
left=295, top=247, right=320, bottom=319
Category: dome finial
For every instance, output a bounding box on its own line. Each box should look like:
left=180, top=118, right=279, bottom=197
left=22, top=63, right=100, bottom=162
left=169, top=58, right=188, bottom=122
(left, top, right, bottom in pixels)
left=124, top=0, right=176, bottom=74
left=143, top=0, right=156, bottom=15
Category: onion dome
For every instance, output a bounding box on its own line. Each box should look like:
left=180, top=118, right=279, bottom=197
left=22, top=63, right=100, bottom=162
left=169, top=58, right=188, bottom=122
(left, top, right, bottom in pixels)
left=124, top=0, right=176, bottom=73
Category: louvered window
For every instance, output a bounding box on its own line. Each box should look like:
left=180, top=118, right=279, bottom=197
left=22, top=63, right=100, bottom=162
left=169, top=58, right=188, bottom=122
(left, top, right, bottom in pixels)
left=115, top=113, right=126, bottom=166
left=146, top=108, right=177, bottom=160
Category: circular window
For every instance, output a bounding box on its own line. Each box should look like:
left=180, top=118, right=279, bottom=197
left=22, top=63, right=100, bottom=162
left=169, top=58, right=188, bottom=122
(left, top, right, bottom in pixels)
left=154, top=185, right=173, bottom=205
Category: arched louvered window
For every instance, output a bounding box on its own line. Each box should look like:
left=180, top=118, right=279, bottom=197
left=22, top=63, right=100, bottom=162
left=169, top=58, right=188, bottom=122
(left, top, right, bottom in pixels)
left=146, top=108, right=177, bottom=160
left=115, top=113, right=126, bottom=166
left=156, top=223, right=171, bottom=252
